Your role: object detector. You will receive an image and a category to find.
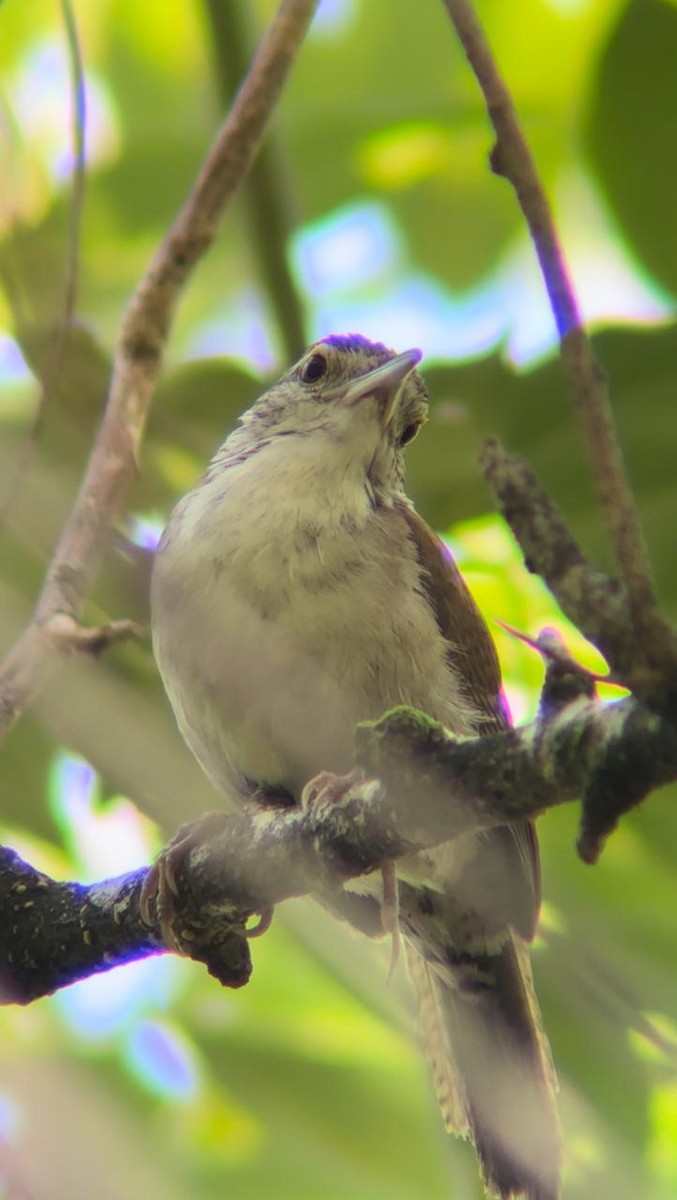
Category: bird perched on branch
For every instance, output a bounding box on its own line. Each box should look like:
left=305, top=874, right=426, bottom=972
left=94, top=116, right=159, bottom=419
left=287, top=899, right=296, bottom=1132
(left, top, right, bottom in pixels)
left=150, top=333, right=561, bottom=1200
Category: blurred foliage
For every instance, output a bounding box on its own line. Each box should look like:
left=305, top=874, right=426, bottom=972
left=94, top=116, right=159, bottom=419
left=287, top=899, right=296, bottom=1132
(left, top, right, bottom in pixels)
left=585, top=0, right=677, bottom=300
left=1, top=1, right=677, bottom=1198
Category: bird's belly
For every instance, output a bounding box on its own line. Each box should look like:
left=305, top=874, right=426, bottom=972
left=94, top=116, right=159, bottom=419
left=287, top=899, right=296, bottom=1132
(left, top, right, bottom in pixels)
left=152, top=502, right=474, bottom=803
left=156, top=582, right=417, bottom=798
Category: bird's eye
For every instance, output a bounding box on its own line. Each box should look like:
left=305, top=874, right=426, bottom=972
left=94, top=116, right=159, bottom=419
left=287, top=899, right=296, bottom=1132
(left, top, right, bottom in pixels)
left=398, top=422, right=420, bottom=447
left=301, top=353, right=328, bottom=384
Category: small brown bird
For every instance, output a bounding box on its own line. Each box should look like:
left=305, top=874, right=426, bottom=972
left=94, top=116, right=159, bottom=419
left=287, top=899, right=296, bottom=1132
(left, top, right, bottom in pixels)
left=151, top=334, right=561, bottom=1199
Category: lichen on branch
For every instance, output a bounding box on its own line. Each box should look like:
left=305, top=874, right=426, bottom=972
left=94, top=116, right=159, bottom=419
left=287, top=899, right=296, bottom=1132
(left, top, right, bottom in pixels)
left=3, top=689, right=676, bottom=1004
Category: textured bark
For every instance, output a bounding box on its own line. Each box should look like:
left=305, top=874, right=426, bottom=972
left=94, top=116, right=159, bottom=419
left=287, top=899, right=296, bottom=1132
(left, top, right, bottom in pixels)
left=3, top=691, right=675, bottom=1004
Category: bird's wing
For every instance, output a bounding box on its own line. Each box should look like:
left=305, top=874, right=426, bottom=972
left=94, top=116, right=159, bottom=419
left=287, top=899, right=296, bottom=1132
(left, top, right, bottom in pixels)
left=395, top=501, right=560, bottom=1200
left=394, top=497, right=539, bottom=939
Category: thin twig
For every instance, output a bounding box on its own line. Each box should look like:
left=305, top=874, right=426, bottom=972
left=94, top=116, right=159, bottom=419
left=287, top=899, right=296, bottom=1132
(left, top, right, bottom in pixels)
left=0, top=0, right=319, bottom=743
left=440, top=0, right=677, bottom=675
left=480, top=439, right=637, bottom=679
left=58, top=0, right=87, bottom=365
left=0, top=0, right=87, bottom=525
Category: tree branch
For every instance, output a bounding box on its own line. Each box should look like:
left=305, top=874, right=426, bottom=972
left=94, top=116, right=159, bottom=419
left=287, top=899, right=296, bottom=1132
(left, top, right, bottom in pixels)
left=0, top=0, right=318, bottom=744
left=440, top=0, right=677, bottom=682
left=480, top=440, right=636, bottom=677
left=3, top=689, right=675, bottom=1004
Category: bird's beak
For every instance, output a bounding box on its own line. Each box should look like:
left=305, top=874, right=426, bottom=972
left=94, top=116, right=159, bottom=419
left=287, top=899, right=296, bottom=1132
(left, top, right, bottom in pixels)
left=343, top=347, right=422, bottom=428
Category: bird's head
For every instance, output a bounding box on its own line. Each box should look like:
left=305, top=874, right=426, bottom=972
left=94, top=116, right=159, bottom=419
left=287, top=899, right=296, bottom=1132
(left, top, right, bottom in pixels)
left=220, top=334, right=428, bottom=498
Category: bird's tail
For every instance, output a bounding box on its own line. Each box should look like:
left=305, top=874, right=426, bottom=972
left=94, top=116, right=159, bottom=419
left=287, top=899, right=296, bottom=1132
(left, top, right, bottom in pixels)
left=408, top=936, right=561, bottom=1200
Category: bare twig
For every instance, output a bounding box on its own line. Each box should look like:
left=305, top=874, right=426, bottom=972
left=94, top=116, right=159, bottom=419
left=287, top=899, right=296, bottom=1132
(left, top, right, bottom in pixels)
left=48, top=614, right=143, bottom=655
left=0, top=0, right=318, bottom=743
left=440, top=0, right=677, bottom=677
left=3, top=690, right=676, bottom=1003
left=0, top=0, right=87, bottom=524
left=481, top=439, right=637, bottom=679
left=58, top=0, right=87, bottom=369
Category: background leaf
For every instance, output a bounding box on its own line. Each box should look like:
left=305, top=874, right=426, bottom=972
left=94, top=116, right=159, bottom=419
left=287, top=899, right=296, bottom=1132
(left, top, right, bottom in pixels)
left=586, top=0, right=677, bottom=300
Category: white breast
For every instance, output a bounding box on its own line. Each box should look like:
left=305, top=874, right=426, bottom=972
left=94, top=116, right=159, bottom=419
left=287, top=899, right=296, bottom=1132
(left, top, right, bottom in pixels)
left=151, top=436, right=476, bottom=802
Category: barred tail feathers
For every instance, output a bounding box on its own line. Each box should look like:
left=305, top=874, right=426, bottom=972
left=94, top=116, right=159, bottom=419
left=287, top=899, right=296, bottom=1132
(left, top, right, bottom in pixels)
left=407, top=937, right=561, bottom=1200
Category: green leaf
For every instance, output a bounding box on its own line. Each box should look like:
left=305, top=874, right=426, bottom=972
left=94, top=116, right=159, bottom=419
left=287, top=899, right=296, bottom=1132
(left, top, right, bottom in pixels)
left=586, top=0, right=677, bottom=298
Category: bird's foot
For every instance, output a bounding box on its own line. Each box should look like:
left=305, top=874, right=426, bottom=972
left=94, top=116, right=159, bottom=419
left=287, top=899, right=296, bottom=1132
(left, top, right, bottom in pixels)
left=301, top=770, right=401, bottom=966
left=301, top=767, right=363, bottom=810
left=139, top=812, right=273, bottom=953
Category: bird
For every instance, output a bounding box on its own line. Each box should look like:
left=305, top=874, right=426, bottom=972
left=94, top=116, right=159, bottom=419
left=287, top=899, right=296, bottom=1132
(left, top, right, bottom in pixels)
left=150, top=333, right=561, bottom=1199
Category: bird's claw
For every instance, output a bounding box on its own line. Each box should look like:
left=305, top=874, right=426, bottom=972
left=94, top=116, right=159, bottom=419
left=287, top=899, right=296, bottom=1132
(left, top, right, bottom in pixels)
left=140, top=815, right=213, bottom=954
left=139, top=811, right=274, bottom=953
left=301, top=767, right=364, bottom=810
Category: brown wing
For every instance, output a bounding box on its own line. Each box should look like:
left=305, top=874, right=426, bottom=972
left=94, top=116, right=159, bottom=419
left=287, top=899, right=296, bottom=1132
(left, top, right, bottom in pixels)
left=396, top=499, right=540, bottom=938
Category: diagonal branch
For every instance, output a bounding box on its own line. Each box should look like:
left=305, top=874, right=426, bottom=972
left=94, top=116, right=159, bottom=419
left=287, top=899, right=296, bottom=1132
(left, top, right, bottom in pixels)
left=440, top=0, right=677, bottom=680
left=0, top=0, right=319, bottom=744
left=480, top=439, right=637, bottom=679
